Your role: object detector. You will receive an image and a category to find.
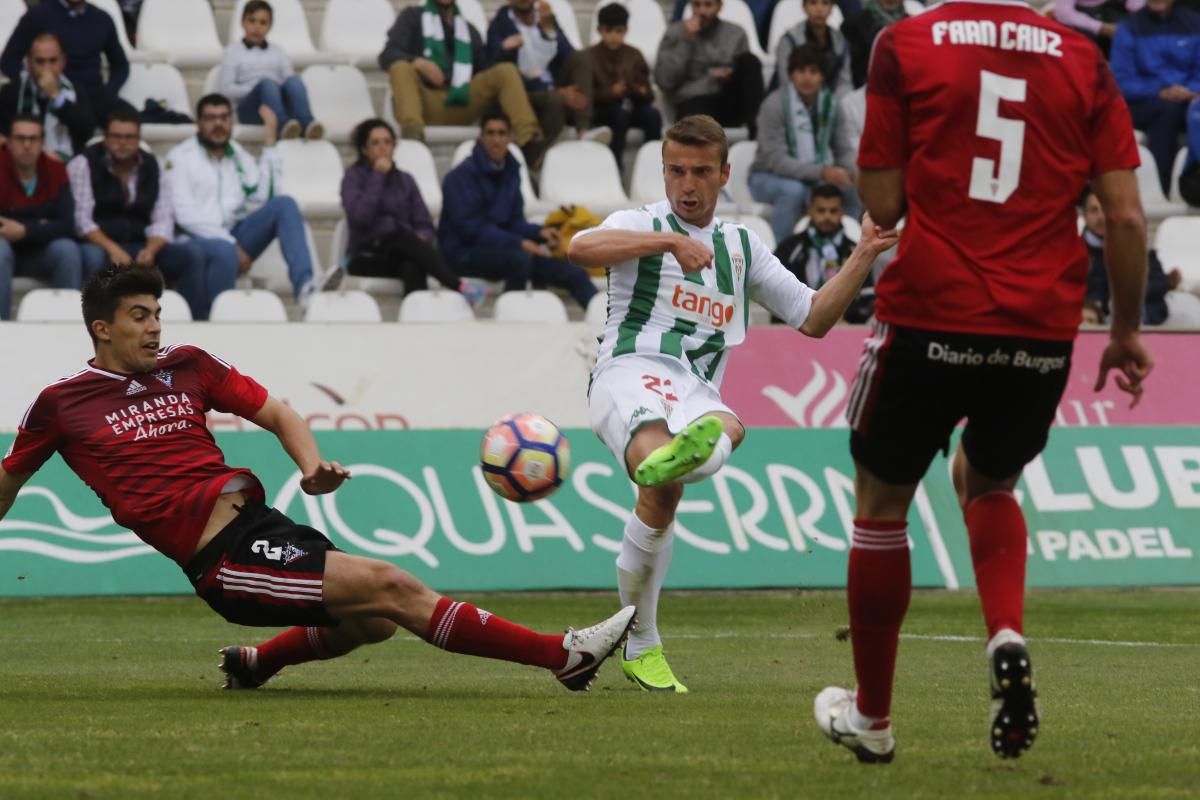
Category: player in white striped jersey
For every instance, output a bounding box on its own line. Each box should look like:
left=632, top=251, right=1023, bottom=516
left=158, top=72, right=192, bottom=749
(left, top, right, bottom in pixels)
left=569, top=115, right=898, bottom=692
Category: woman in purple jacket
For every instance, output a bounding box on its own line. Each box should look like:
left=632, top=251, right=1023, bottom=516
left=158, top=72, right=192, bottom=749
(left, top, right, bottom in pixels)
left=337, top=118, right=483, bottom=302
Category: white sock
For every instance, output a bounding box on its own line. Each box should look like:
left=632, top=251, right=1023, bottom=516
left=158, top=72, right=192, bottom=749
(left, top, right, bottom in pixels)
left=986, top=628, right=1027, bottom=659
left=615, top=513, right=673, bottom=658
left=677, top=432, right=732, bottom=485
left=849, top=702, right=884, bottom=732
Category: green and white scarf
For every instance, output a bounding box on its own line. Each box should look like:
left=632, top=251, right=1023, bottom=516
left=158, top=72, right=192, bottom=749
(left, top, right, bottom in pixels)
left=422, top=0, right=473, bottom=107
left=865, top=0, right=907, bottom=31
left=804, top=226, right=845, bottom=288
left=783, top=84, right=835, bottom=172
left=17, top=72, right=77, bottom=159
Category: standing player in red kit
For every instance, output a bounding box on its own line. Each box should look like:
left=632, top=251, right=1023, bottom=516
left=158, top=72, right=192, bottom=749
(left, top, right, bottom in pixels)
left=813, top=1, right=1154, bottom=762
left=0, top=265, right=635, bottom=692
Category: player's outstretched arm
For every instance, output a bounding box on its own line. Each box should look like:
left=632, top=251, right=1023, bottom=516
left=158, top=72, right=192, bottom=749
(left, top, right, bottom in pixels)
left=568, top=230, right=713, bottom=273
left=252, top=396, right=351, bottom=494
left=0, top=467, right=32, bottom=522
left=800, top=213, right=899, bottom=337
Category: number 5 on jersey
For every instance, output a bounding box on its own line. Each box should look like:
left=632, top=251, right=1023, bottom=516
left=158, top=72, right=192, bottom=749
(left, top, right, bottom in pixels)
left=970, top=70, right=1026, bottom=204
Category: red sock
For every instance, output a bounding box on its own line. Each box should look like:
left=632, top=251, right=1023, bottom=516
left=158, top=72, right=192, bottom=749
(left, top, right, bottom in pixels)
left=255, top=626, right=348, bottom=680
left=848, top=519, right=912, bottom=722
left=425, top=597, right=568, bottom=670
left=965, top=491, right=1027, bottom=638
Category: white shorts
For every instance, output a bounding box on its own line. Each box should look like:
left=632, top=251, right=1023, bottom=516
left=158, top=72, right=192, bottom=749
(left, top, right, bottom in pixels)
left=588, top=355, right=738, bottom=471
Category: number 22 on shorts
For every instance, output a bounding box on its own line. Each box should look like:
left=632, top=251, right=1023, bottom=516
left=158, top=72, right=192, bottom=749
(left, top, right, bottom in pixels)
left=642, top=374, right=679, bottom=401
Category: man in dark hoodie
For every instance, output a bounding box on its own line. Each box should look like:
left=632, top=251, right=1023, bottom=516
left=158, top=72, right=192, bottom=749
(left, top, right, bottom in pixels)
left=0, top=113, right=94, bottom=320
left=438, top=111, right=597, bottom=309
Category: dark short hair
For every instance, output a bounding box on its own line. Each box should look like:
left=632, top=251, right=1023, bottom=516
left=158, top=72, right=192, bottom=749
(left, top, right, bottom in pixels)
left=480, top=110, right=511, bottom=132
left=81, top=265, right=165, bottom=345
left=105, top=106, right=142, bottom=131
left=663, top=114, right=728, bottom=166
left=788, top=43, right=824, bottom=75
left=809, top=183, right=843, bottom=204
left=243, top=0, right=273, bottom=20
left=195, top=93, right=232, bottom=120
left=597, top=3, right=630, bottom=27
left=1080, top=184, right=1096, bottom=208
left=29, top=31, right=63, bottom=56
left=352, top=117, right=396, bottom=161
left=7, top=113, right=43, bottom=137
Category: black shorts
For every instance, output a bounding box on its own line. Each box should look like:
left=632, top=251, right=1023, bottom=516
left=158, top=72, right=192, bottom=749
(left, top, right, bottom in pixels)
left=185, top=501, right=340, bottom=627
left=848, top=323, right=1073, bottom=485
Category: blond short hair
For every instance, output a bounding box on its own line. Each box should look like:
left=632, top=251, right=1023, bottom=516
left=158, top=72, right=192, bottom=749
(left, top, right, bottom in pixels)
left=663, top=114, right=729, bottom=166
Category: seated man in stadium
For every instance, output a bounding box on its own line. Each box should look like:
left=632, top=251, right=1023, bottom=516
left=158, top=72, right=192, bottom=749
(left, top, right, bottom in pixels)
left=590, top=3, right=662, bottom=170
left=655, top=0, right=764, bottom=136
left=1054, top=0, right=1144, bottom=56
left=379, top=0, right=549, bottom=165
left=336, top=117, right=484, bottom=304
left=748, top=45, right=858, bottom=244
left=773, top=183, right=875, bottom=324
left=71, top=108, right=232, bottom=321
left=165, top=93, right=321, bottom=308
left=488, top=0, right=610, bottom=147
left=0, top=0, right=129, bottom=128
left=0, top=114, right=95, bottom=320
left=438, top=111, right=598, bottom=309
left=1111, top=0, right=1200, bottom=196
left=841, top=0, right=907, bottom=88
left=0, top=33, right=94, bottom=161
left=773, top=0, right=852, bottom=97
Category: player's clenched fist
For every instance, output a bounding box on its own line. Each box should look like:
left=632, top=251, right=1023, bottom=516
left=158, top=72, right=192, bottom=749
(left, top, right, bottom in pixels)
left=856, top=212, right=900, bottom=258
left=669, top=235, right=714, bottom=273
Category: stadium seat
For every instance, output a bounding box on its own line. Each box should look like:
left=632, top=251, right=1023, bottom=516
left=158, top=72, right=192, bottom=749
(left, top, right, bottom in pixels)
left=303, top=290, right=383, bottom=322
left=1137, top=144, right=1187, bottom=218
left=725, top=141, right=772, bottom=216
left=1154, top=216, right=1200, bottom=294
left=201, top=66, right=266, bottom=142
left=630, top=140, right=665, bottom=205
left=730, top=213, right=776, bottom=251
left=545, top=0, right=584, bottom=49
left=1167, top=147, right=1190, bottom=206
left=301, top=64, right=375, bottom=143
left=493, top=290, right=569, bottom=322
left=395, top=139, right=443, bottom=217
left=228, top=0, right=323, bottom=66
left=685, top=0, right=773, bottom=71
left=15, top=289, right=82, bottom=322
left=588, top=0, right=666, bottom=67
left=119, top=64, right=196, bottom=143
left=585, top=291, right=609, bottom=328
left=319, top=0, right=395, bottom=67
left=1165, top=290, right=1200, bottom=328
left=209, top=289, right=288, bottom=322
left=398, top=290, right=475, bottom=322
left=451, top=140, right=551, bottom=217
left=0, top=0, right=25, bottom=37
left=457, top=0, right=488, bottom=37
left=247, top=222, right=322, bottom=294
left=138, top=0, right=223, bottom=67
left=379, top=86, right=480, bottom=144
left=90, top=0, right=158, bottom=62
left=158, top=290, right=193, bottom=322
left=793, top=214, right=863, bottom=241
left=540, top=141, right=630, bottom=217
left=903, top=0, right=928, bottom=15
left=276, top=140, right=345, bottom=217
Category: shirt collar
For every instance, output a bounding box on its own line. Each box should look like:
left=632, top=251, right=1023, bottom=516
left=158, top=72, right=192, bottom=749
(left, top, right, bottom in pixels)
left=243, top=39, right=269, bottom=50
left=59, top=0, right=86, bottom=17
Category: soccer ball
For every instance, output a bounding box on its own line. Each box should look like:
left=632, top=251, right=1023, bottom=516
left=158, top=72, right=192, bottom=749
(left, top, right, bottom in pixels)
left=479, top=413, right=570, bottom=503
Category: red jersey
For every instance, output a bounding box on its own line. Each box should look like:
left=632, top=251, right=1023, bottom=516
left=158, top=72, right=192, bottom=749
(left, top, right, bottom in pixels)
left=858, top=0, right=1140, bottom=340
left=2, top=344, right=269, bottom=565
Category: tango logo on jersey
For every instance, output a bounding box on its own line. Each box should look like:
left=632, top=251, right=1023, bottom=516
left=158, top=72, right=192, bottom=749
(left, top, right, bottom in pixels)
left=126, top=380, right=146, bottom=396
left=152, top=369, right=174, bottom=388
left=670, top=284, right=736, bottom=328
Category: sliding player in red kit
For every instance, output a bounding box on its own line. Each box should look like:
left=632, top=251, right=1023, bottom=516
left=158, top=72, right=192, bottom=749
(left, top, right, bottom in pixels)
left=0, top=265, right=635, bottom=692
left=812, top=0, right=1154, bottom=762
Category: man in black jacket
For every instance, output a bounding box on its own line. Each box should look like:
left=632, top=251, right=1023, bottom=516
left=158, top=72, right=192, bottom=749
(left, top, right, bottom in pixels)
left=0, top=34, right=94, bottom=160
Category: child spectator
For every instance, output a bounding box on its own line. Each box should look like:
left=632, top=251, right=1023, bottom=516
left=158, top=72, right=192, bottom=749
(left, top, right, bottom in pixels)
left=589, top=3, right=662, bottom=169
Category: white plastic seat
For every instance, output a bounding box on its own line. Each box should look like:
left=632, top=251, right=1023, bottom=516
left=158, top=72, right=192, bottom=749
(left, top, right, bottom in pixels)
left=119, top=64, right=197, bottom=143
left=0, top=0, right=27, bottom=38
left=1167, top=146, right=1190, bottom=205
left=398, top=290, right=475, bottom=322
left=301, top=64, right=375, bottom=143
left=395, top=139, right=443, bottom=217
left=89, top=0, right=159, bottom=62
left=248, top=222, right=321, bottom=294
left=544, top=0, right=583, bottom=49
left=585, top=291, right=609, bottom=328
left=729, top=213, right=776, bottom=251
left=209, top=289, right=288, bottom=322
left=540, top=140, right=630, bottom=217
left=276, top=140, right=345, bottom=217
left=903, top=0, right=927, bottom=16
left=1164, top=290, right=1200, bottom=328
left=158, top=290, right=193, bottom=322
left=493, top=290, right=569, bottom=322
left=15, top=289, right=81, bottom=322
left=685, top=0, right=773, bottom=71
left=319, top=0, right=395, bottom=66
left=725, top=140, right=772, bottom=216
left=228, top=0, right=322, bottom=66
left=451, top=140, right=551, bottom=216
left=303, top=290, right=383, bottom=322
left=457, top=0, right=488, bottom=37
left=589, top=0, right=666, bottom=67
left=793, top=214, right=863, bottom=241
left=1137, top=144, right=1187, bottom=218
left=630, top=140, right=665, bottom=205
left=138, top=0, right=223, bottom=67
left=1154, top=216, right=1200, bottom=294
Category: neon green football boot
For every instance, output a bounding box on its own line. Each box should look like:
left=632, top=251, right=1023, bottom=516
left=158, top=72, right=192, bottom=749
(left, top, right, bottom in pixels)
left=621, top=644, right=689, bottom=693
left=633, top=416, right=723, bottom=488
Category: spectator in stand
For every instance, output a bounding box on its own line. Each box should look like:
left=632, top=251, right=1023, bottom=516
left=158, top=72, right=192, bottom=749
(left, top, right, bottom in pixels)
left=773, top=0, right=852, bottom=97
left=218, top=0, right=324, bottom=141
left=0, top=114, right=95, bottom=320
left=165, top=94, right=322, bottom=307
left=0, top=0, right=129, bottom=129
left=842, top=0, right=908, bottom=88
left=71, top=108, right=228, bottom=321
left=773, top=183, right=874, bottom=324
left=589, top=3, right=662, bottom=170
left=0, top=33, right=94, bottom=161
left=439, top=111, right=598, bottom=309
left=1054, top=0, right=1145, bottom=56
left=670, top=0, right=783, bottom=46
left=335, top=118, right=484, bottom=305
left=379, top=0, right=550, bottom=166
left=749, top=44, right=858, bottom=243
left=488, top=0, right=610, bottom=146
left=1111, top=0, right=1200, bottom=196
left=1180, top=98, right=1200, bottom=204
left=655, top=0, right=765, bottom=137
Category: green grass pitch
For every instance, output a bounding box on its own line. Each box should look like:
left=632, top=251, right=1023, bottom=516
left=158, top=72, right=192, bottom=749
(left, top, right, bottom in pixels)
left=1, top=590, right=1197, bottom=799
